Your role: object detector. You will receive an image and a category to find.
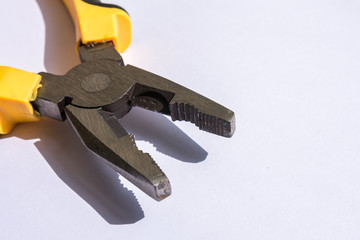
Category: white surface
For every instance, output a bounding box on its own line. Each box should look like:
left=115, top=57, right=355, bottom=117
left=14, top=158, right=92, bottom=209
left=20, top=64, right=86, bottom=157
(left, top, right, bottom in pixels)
left=1, top=0, right=360, bottom=239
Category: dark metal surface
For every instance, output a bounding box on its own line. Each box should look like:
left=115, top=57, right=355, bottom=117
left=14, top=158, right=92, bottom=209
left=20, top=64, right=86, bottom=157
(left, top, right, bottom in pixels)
left=65, top=105, right=171, bottom=200
left=81, top=0, right=129, bottom=14
left=32, top=42, right=235, bottom=200
left=78, top=42, right=124, bottom=64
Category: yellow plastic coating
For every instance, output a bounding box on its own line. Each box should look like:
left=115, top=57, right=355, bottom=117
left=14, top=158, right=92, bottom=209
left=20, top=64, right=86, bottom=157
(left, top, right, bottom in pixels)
left=0, top=67, right=42, bottom=134
left=62, top=0, right=131, bottom=53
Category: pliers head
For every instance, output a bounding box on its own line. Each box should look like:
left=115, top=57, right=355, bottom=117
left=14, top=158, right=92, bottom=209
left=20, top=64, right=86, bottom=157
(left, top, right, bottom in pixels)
left=32, top=42, right=235, bottom=200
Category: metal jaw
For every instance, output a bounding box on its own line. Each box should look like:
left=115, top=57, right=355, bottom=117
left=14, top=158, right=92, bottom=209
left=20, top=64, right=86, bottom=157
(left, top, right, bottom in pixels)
left=32, top=43, right=235, bottom=201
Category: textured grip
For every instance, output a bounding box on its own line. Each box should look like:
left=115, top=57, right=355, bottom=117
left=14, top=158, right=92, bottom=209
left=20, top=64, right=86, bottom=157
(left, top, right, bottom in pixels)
left=0, top=67, right=42, bottom=134
left=62, top=0, right=131, bottom=53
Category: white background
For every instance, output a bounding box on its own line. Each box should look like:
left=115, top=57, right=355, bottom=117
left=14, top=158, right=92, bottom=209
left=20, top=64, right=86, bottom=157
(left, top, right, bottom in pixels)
left=1, top=0, right=360, bottom=239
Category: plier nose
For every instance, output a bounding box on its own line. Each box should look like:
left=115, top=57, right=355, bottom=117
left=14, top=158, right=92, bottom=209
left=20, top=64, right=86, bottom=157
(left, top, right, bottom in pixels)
left=32, top=42, right=235, bottom=200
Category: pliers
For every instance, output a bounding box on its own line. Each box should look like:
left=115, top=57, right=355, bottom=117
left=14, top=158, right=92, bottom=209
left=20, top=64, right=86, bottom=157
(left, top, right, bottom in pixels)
left=0, top=0, right=235, bottom=201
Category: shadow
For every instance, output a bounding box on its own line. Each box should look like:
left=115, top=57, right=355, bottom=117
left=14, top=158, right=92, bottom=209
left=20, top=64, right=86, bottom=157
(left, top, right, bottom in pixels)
left=4, top=118, right=144, bottom=224
left=36, top=0, right=79, bottom=74
left=120, top=107, right=208, bottom=163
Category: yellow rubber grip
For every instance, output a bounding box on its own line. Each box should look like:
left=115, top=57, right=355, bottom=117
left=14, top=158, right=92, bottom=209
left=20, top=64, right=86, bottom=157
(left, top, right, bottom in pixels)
left=62, top=0, right=131, bottom=53
left=0, top=67, right=42, bottom=134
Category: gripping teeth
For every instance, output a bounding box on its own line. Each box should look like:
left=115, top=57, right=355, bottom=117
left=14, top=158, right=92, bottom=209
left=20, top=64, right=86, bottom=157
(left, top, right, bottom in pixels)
left=65, top=105, right=172, bottom=201
left=170, top=102, right=234, bottom=137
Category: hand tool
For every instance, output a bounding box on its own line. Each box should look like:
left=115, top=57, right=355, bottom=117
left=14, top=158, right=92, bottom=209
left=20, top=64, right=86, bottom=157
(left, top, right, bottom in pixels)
left=0, top=0, right=235, bottom=201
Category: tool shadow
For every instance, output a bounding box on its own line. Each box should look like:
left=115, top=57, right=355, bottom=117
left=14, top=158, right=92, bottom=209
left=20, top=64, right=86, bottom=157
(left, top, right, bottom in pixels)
left=2, top=118, right=144, bottom=224
left=36, top=0, right=80, bottom=74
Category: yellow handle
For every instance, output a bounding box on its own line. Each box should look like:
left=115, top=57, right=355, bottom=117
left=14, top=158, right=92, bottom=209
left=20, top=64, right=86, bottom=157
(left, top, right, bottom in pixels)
left=0, top=67, right=42, bottom=134
left=62, top=0, right=132, bottom=53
